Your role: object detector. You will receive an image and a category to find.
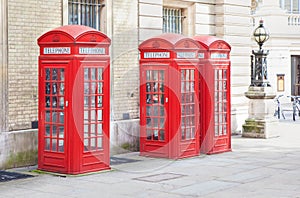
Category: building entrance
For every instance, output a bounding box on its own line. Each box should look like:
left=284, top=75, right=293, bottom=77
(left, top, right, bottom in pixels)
left=291, top=56, right=300, bottom=96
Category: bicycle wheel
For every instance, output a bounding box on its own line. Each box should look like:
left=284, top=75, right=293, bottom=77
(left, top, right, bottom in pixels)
left=293, top=108, right=296, bottom=121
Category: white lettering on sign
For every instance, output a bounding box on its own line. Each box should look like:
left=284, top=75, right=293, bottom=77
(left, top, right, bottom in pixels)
left=211, top=53, right=227, bottom=59
left=144, top=52, right=170, bottom=59
left=79, top=47, right=106, bottom=55
left=198, top=53, right=205, bottom=59
left=44, top=47, right=71, bottom=54
left=176, top=52, right=196, bottom=59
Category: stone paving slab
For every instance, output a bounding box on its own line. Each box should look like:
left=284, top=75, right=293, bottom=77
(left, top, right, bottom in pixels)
left=1, top=122, right=300, bottom=197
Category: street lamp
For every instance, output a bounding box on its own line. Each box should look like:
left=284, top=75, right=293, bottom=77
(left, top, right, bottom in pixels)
left=250, top=19, right=271, bottom=87
left=253, top=20, right=270, bottom=50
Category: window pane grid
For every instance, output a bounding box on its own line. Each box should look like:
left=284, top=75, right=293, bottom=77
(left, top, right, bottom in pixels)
left=181, top=69, right=196, bottom=141
left=214, top=69, right=228, bottom=137
left=44, top=68, right=65, bottom=153
left=146, top=70, right=165, bottom=141
left=84, top=67, right=104, bottom=151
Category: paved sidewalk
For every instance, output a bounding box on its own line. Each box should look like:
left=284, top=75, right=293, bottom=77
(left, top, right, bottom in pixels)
left=1, top=121, right=300, bottom=198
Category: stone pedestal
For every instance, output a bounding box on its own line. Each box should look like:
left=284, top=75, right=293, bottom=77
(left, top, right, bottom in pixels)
left=242, top=86, right=280, bottom=138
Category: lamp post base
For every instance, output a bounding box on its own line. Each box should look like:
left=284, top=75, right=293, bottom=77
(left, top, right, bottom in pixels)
left=242, top=86, right=280, bottom=138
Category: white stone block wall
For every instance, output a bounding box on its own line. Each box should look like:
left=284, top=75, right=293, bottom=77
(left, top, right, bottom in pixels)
left=111, top=0, right=140, bottom=121
left=215, top=0, right=252, bottom=132
left=7, top=0, right=62, bottom=131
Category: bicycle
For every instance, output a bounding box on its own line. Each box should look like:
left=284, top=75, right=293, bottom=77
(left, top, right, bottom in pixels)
left=287, top=95, right=300, bottom=121
left=274, top=94, right=285, bottom=119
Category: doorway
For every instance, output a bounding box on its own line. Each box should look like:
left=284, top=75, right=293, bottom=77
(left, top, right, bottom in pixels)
left=291, top=56, right=300, bottom=96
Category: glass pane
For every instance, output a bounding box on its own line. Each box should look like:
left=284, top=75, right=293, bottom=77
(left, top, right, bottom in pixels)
left=215, top=125, right=219, bottom=136
left=45, top=111, right=51, bottom=122
left=153, top=118, right=158, bottom=128
left=191, top=127, right=195, bottom=138
left=91, top=138, right=96, bottom=149
left=160, top=70, right=165, bottom=81
left=160, top=106, right=164, bottom=116
left=153, top=130, right=159, bottom=140
left=59, top=83, right=65, bottom=95
left=60, top=69, right=65, bottom=81
left=59, top=126, right=64, bottom=138
left=45, top=138, right=50, bottom=150
left=91, top=124, right=96, bottom=135
left=84, top=96, right=89, bottom=107
left=91, top=68, right=96, bottom=80
left=58, top=140, right=64, bottom=152
left=52, top=97, right=57, bottom=107
left=181, top=128, right=185, bottom=140
left=97, top=124, right=102, bottom=135
left=147, top=130, right=152, bottom=140
left=160, top=118, right=165, bottom=128
left=84, top=125, right=89, bottom=133
left=97, top=110, right=102, bottom=121
left=59, top=97, right=64, bottom=109
left=52, top=83, right=57, bottom=94
left=160, top=130, right=165, bottom=141
left=52, top=126, right=57, bottom=137
left=91, top=83, right=96, bottom=94
left=97, top=68, right=103, bottom=80
left=97, top=137, right=103, bottom=149
left=52, top=69, right=57, bottom=80
left=46, top=83, right=50, bottom=94
left=97, top=96, right=102, bottom=107
left=84, top=139, right=89, bottom=150
left=52, top=140, right=57, bottom=151
left=45, top=125, right=50, bottom=136
left=59, top=112, right=64, bottom=123
left=98, top=82, right=103, bottom=93
left=146, top=71, right=151, bottom=81
left=91, top=96, right=96, bottom=107
left=46, top=97, right=50, bottom=108
left=84, top=68, right=89, bottom=80
left=84, top=83, right=89, bottom=94
left=153, top=105, right=158, bottom=116
left=45, top=68, right=50, bottom=80
left=84, top=111, right=89, bottom=121
left=91, top=110, right=96, bottom=121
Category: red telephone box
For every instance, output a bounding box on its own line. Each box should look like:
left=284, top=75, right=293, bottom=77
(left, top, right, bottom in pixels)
left=38, top=25, right=111, bottom=174
left=193, top=36, right=231, bottom=154
left=139, top=33, right=200, bottom=159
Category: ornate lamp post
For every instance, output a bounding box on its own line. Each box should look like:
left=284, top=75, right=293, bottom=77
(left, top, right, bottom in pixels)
left=251, top=20, right=271, bottom=87
left=242, top=19, right=279, bottom=139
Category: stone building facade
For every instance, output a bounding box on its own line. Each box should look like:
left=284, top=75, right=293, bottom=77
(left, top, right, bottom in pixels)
left=5, top=0, right=293, bottom=168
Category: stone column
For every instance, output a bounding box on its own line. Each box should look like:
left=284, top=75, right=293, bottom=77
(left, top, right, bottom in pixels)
left=0, top=0, right=8, bottom=133
left=242, top=86, right=279, bottom=138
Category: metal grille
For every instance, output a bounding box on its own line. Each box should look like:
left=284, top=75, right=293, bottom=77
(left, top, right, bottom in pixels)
left=68, top=0, right=104, bottom=30
left=163, top=8, right=184, bottom=34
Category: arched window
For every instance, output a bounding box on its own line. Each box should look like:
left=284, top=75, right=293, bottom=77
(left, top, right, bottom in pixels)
left=280, top=0, right=300, bottom=14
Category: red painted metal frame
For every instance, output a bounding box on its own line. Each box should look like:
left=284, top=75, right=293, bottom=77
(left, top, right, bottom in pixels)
left=38, top=25, right=111, bottom=174
left=193, top=36, right=232, bottom=155
left=139, top=33, right=200, bottom=159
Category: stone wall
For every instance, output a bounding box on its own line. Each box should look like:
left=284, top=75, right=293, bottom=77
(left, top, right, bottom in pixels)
left=111, top=0, right=139, bottom=121
left=215, top=0, right=252, bottom=132
left=7, top=0, right=62, bottom=131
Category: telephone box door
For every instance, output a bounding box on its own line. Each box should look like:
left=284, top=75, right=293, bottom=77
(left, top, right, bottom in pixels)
left=208, top=66, right=231, bottom=154
left=39, top=63, right=69, bottom=172
left=140, top=65, right=169, bottom=158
